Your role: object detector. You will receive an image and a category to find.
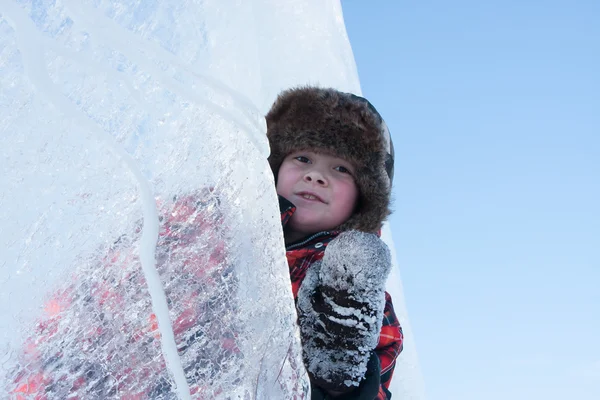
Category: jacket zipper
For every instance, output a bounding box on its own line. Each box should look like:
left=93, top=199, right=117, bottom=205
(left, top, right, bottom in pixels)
left=286, top=231, right=330, bottom=251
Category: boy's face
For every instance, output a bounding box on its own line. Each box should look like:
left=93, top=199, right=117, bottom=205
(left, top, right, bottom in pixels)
left=277, top=151, right=358, bottom=237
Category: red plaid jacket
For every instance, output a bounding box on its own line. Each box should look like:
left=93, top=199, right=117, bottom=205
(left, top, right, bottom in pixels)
left=280, top=197, right=404, bottom=400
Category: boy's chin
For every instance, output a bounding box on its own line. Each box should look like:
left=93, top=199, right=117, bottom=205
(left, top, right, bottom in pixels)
left=291, top=209, right=347, bottom=233
left=289, top=219, right=334, bottom=236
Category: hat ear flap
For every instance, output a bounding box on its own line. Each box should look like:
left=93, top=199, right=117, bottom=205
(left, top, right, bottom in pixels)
left=383, top=123, right=394, bottom=185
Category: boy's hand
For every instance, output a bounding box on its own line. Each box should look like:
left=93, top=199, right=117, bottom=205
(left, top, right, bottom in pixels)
left=297, top=231, right=392, bottom=395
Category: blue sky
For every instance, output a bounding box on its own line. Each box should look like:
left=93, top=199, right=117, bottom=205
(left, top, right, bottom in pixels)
left=342, top=2, right=599, bottom=399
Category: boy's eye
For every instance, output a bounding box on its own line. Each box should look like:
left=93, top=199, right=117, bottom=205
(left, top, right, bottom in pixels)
left=334, top=166, right=352, bottom=174
left=294, top=156, right=310, bottom=163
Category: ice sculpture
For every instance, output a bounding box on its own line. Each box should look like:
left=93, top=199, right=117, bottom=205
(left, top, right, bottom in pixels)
left=1, top=0, right=424, bottom=398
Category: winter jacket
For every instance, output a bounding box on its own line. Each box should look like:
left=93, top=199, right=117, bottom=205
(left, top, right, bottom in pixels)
left=280, top=196, right=404, bottom=400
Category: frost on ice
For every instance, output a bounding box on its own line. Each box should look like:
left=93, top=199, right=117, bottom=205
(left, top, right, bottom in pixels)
left=0, top=0, right=307, bottom=398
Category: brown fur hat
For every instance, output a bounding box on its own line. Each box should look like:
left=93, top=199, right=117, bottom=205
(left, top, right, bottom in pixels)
left=266, top=86, right=394, bottom=233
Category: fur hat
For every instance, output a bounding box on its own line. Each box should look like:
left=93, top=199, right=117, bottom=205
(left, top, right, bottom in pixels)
left=266, top=86, right=394, bottom=233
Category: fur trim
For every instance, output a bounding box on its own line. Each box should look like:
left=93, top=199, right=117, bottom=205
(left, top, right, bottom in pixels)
left=266, top=86, right=393, bottom=233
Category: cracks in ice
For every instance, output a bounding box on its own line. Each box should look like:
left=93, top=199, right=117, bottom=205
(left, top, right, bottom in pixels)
left=62, top=0, right=267, bottom=156
left=1, top=3, right=191, bottom=399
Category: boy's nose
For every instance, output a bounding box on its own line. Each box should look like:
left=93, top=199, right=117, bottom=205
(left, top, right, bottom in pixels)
left=304, top=171, right=327, bottom=186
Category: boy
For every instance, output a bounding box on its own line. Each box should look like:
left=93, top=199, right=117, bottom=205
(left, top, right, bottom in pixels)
left=266, top=87, right=404, bottom=400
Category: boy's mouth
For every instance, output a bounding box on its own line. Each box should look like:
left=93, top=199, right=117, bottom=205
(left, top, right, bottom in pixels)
left=296, top=191, right=326, bottom=204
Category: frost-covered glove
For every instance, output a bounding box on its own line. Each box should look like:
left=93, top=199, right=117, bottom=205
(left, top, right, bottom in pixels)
left=310, top=352, right=381, bottom=400
left=297, top=231, right=392, bottom=395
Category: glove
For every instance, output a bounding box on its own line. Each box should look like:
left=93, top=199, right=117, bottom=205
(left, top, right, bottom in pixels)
left=310, top=352, right=381, bottom=400
left=297, top=231, right=391, bottom=395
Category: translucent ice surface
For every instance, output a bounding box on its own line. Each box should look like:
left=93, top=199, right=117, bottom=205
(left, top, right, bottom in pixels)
left=1, top=1, right=306, bottom=398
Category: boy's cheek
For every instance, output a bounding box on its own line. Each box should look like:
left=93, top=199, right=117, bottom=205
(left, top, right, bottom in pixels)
left=275, top=182, right=284, bottom=196
left=275, top=171, right=288, bottom=195
left=275, top=176, right=292, bottom=197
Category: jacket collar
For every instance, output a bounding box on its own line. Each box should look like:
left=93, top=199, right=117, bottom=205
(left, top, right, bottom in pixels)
left=278, top=196, right=339, bottom=250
